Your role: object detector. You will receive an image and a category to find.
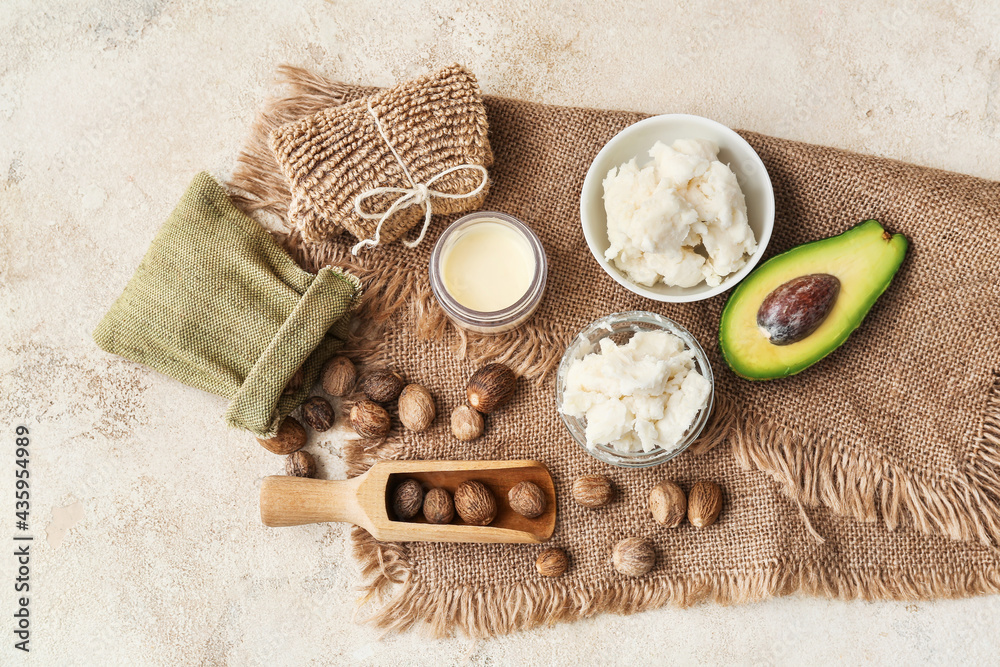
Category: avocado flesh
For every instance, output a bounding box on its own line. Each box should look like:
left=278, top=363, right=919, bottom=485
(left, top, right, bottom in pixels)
left=719, top=219, right=908, bottom=380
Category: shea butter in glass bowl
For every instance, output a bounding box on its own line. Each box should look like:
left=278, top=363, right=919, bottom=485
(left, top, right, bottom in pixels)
left=555, top=311, right=715, bottom=468
left=430, top=212, right=547, bottom=334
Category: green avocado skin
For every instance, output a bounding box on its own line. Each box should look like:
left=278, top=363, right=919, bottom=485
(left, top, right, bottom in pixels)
left=719, top=220, right=909, bottom=380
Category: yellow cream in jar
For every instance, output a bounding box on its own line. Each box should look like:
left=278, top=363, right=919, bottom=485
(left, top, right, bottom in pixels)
left=440, top=220, right=536, bottom=312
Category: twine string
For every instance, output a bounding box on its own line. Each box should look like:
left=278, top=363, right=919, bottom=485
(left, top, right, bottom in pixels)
left=351, top=100, right=489, bottom=255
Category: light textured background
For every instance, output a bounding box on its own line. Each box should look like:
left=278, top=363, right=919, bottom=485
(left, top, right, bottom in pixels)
left=2, top=1, right=999, bottom=664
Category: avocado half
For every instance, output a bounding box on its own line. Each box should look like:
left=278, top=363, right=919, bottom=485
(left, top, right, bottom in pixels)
left=719, top=219, right=908, bottom=380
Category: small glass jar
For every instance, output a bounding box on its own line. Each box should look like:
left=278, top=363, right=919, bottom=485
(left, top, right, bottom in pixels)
left=429, top=211, right=547, bottom=334
left=555, top=311, right=715, bottom=468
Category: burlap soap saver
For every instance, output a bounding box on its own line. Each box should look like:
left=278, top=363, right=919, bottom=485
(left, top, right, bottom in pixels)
left=348, top=99, right=488, bottom=254
left=93, top=172, right=361, bottom=438
left=270, top=63, right=494, bottom=253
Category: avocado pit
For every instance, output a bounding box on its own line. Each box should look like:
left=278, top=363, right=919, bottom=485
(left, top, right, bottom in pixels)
left=757, top=273, right=841, bottom=346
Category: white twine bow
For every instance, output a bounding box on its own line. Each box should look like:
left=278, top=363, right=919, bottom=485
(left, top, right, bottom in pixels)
left=351, top=100, right=489, bottom=255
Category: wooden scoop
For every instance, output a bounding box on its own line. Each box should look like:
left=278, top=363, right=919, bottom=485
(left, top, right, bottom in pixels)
left=259, top=459, right=556, bottom=544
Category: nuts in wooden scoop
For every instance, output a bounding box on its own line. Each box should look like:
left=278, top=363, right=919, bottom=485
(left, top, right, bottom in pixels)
left=256, top=417, right=307, bottom=455
left=321, top=356, right=356, bottom=396
left=301, top=396, right=335, bottom=432
left=285, top=450, right=316, bottom=478
left=392, top=479, right=424, bottom=520
left=350, top=400, right=391, bottom=438
left=648, top=480, right=686, bottom=527
left=687, top=480, right=723, bottom=528
left=422, top=488, right=455, bottom=524
left=363, top=369, right=406, bottom=403
left=572, top=474, right=614, bottom=508
left=508, top=481, right=547, bottom=519
left=466, top=363, right=516, bottom=414
left=398, top=384, right=436, bottom=432
left=613, top=537, right=655, bottom=577
left=451, top=405, right=484, bottom=441
left=536, top=548, right=569, bottom=577
left=454, top=480, right=497, bottom=526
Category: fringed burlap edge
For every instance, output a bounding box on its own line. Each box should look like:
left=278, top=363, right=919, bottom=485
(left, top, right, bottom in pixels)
left=348, top=525, right=1000, bottom=638
left=731, top=372, right=1000, bottom=550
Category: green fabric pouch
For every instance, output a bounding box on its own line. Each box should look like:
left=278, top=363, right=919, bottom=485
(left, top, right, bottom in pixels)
left=93, top=172, right=361, bottom=438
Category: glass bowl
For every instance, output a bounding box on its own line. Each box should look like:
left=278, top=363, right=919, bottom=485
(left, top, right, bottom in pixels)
left=555, top=311, right=715, bottom=468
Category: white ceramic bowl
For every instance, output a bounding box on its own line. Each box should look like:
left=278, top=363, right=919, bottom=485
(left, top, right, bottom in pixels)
left=580, top=114, right=775, bottom=303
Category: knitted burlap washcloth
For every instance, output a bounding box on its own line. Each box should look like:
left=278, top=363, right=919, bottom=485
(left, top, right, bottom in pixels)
left=93, top=172, right=361, bottom=438
left=269, top=64, right=493, bottom=251
left=230, top=68, right=1000, bottom=637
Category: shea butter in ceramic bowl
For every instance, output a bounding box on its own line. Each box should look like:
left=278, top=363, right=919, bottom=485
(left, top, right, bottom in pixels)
left=430, top=212, right=547, bottom=334
left=580, top=114, right=774, bottom=303
left=555, top=311, right=714, bottom=468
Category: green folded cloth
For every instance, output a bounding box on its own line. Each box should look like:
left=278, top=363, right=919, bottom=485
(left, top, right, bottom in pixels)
left=93, top=172, right=361, bottom=438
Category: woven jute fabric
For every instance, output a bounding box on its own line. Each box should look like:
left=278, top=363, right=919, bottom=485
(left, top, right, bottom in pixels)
left=269, top=64, right=493, bottom=247
left=230, top=68, right=1000, bottom=637
left=93, top=172, right=362, bottom=438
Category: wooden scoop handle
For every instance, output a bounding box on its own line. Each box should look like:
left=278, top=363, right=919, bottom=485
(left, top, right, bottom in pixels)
left=259, top=476, right=365, bottom=528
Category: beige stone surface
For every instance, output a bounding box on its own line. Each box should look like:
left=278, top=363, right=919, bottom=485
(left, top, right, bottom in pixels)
left=2, top=0, right=999, bottom=664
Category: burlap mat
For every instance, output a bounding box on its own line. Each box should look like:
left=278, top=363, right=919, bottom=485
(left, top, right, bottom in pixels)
left=229, top=67, right=1000, bottom=637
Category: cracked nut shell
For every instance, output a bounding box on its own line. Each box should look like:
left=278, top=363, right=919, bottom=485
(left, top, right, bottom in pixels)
left=688, top=480, right=723, bottom=528
left=256, top=417, right=306, bottom=455
left=450, top=405, right=484, bottom=441
left=321, top=356, right=356, bottom=396
left=613, top=537, right=655, bottom=577
left=285, top=450, right=316, bottom=478
left=398, top=384, right=436, bottom=432
left=422, top=488, right=454, bottom=524
left=649, top=480, right=686, bottom=527
left=572, top=474, right=614, bottom=508
left=466, top=363, right=516, bottom=414
left=508, top=481, right=547, bottom=519
left=536, top=548, right=569, bottom=577
left=301, top=396, right=335, bottom=432
left=454, top=480, right=497, bottom=526
left=282, top=366, right=304, bottom=396
left=362, top=369, right=406, bottom=403
left=392, top=479, right=423, bottom=520
left=350, top=400, right=391, bottom=438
